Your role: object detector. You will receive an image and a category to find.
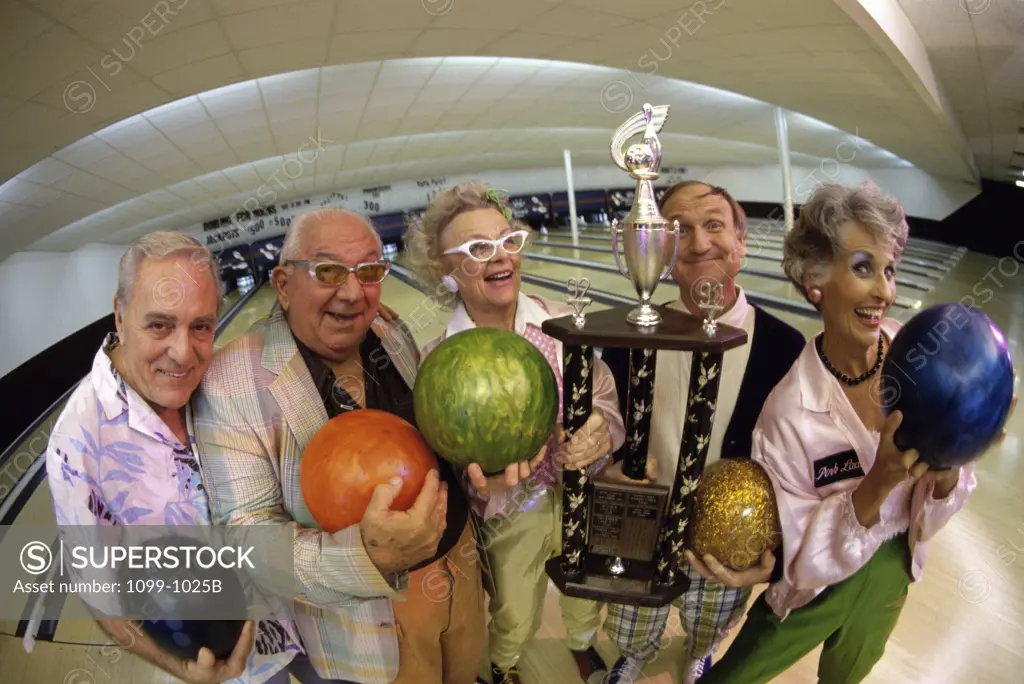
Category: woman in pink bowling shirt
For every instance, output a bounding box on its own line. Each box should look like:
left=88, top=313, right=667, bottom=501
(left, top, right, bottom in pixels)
left=404, top=181, right=626, bottom=684
left=702, top=182, right=977, bottom=684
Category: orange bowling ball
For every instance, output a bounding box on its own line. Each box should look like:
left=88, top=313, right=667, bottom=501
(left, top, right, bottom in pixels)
left=300, top=409, right=438, bottom=533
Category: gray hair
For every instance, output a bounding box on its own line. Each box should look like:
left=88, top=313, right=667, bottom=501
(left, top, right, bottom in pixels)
left=116, top=231, right=225, bottom=311
left=280, top=207, right=382, bottom=264
left=782, top=181, right=909, bottom=306
left=403, top=180, right=528, bottom=304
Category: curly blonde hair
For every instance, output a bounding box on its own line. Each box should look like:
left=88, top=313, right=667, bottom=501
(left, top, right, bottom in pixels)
left=783, top=181, right=909, bottom=308
left=403, top=180, right=529, bottom=304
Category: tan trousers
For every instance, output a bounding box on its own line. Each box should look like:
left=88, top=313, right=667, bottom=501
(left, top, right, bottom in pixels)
left=391, top=517, right=487, bottom=684
left=479, top=487, right=603, bottom=669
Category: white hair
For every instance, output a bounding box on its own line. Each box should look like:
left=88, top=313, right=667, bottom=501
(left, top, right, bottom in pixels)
left=116, top=231, right=225, bottom=310
left=279, top=207, right=383, bottom=264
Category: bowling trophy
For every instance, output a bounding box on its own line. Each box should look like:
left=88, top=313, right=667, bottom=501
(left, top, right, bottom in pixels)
left=543, top=103, right=749, bottom=606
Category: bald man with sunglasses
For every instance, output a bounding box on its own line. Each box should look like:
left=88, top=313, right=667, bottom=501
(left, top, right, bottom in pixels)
left=193, top=208, right=486, bottom=684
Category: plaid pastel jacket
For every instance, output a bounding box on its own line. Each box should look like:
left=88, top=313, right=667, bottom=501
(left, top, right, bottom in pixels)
left=192, top=307, right=421, bottom=683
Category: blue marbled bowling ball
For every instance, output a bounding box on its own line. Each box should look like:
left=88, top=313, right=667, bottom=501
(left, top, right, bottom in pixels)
left=140, top=619, right=244, bottom=662
left=881, top=303, right=1014, bottom=469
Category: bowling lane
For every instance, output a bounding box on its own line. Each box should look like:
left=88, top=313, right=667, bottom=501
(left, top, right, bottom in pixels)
left=527, top=242, right=806, bottom=302
left=214, top=283, right=276, bottom=350
left=221, top=287, right=243, bottom=312
left=534, top=237, right=937, bottom=296
left=379, top=272, right=452, bottom=348
left=561, top=227, right=962, bottom=271
left=529, top=240, right=926, bottom=313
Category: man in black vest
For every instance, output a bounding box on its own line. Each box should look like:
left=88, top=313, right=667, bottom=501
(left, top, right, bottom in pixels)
left=598, top=181, right=806, bottom=683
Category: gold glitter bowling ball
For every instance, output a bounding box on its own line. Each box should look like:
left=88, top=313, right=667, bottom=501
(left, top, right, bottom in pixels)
left=686, top=458, right=781, bottom=571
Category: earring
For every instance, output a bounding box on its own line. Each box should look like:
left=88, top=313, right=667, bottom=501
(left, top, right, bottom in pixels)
left=809, top=287, right=822, bottom=303
left=442, top=275, right=459, bottom=293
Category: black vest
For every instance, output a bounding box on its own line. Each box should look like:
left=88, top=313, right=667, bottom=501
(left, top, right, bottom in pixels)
left=601, top=306, right=806, bottom=583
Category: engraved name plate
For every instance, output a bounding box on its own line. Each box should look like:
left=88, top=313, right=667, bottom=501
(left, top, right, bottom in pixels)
left=587, top=482, right=670, bottom=561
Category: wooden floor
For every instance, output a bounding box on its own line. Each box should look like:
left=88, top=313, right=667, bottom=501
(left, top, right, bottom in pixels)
left=2, top=236, right=1021, bottom=684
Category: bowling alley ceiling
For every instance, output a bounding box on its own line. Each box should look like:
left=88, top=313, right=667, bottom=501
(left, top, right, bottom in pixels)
left=1, top=0, right=1022, bottom=260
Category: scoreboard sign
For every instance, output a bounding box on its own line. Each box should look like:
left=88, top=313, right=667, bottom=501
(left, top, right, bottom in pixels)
left=508, top=194, right=551, bottom=221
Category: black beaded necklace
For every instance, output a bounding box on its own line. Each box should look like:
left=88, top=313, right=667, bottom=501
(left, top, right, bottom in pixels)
left=815, top=334, right=884, bottom=386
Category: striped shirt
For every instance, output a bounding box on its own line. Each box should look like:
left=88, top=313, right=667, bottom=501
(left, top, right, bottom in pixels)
left=192, top=308, right=425, bottom=683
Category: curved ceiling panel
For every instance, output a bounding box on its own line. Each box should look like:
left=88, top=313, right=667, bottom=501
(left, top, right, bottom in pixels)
left=5, top=59, right=915, bottom=258
left=2, top=0, right=1016, bottom=261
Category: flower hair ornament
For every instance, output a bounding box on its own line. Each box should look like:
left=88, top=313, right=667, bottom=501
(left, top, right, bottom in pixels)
left=484, top=188, right=514, bottom=223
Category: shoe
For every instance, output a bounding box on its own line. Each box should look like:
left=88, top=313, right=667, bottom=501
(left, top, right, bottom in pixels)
left=607, top=655, right=645, bottom=684
left=490, top=661, right=523, bottom=684
left=570, top=646, right=608, bottom=683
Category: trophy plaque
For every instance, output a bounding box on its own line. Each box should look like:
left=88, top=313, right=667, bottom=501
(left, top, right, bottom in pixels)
left=543, top=103, right=749, bottom=607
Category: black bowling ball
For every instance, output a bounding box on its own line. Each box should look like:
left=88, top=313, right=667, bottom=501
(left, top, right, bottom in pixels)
left=139, top=619, right=245, bottom=662
left=118, top=535, right=249, bottom=662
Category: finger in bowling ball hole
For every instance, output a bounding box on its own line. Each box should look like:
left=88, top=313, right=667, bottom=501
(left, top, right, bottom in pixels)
left=118, top=535, right=248, bottom=662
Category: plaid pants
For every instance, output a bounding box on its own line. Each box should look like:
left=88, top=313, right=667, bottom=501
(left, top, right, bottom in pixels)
left=604, top=564, right=750, bottom=662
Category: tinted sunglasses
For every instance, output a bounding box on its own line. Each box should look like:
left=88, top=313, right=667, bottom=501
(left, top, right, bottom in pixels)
left=285, top=259, right=391, bottom=286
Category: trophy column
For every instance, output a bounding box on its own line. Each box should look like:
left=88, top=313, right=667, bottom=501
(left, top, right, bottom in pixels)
left=621, top=348, right=658, bottom=480
left=654, top=351, right=726, bottom=584
left=558, top=342, right=595, bottom=576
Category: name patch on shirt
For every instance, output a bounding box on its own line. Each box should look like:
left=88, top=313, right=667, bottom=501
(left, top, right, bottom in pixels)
left=813, top=450, right=865, bottom=488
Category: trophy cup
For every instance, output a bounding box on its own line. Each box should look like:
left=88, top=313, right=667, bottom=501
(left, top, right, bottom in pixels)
left=543, top=104, right=749, bottom=607
left=609, top=103, right=680, bottom=327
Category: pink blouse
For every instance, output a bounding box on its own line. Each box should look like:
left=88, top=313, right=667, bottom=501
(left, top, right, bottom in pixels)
left=753, top=318, right=977, bottom=619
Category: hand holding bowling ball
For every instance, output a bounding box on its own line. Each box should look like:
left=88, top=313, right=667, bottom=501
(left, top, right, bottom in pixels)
left=853, top=410, right=932, bottom=527
left=359, top=469, right=448, bottom=575
left=466, top=443, right=548, bottom=494
left=880, top=303, right=1015, bottom=469
left=686, top=459, right=782, bottom=574
left=684, top=547, right=777, bottom=589
left=173, top=619, right=255, bottom=684
left=413, top=327, right=560, bottom=475
left=300, top=409, right=439, bottom=533
left=864, top=411, right=929, bottom=491
left=918, top=464, right=964, bottom=501
left=300, top=410, right=447, bottom=576
left=118, top=534, right=253, bottom=681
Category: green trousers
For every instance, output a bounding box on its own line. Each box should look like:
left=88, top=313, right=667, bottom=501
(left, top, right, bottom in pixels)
left=702, top=534, right=913, bottom=684
left=480, top=487, right=602, bottom=669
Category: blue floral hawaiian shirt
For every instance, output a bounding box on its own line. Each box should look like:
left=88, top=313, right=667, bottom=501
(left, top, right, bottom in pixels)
left=45, top=333, right=302, bottom=683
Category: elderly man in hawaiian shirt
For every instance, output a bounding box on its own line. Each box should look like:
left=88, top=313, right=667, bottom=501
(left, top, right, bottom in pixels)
left=45, top=231, right=301, bottom=684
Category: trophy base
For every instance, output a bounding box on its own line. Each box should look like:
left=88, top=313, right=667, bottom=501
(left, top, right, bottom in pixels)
left=545, top=557, right=690, bottom=607
left=626, top=304, right=662, bottom=327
